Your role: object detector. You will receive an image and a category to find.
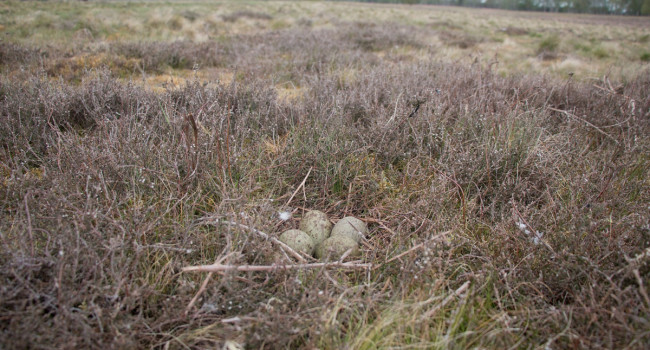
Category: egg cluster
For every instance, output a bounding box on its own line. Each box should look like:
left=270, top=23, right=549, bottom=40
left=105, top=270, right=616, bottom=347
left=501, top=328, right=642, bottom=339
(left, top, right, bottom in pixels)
left=278, top=210, right=367, bottom=261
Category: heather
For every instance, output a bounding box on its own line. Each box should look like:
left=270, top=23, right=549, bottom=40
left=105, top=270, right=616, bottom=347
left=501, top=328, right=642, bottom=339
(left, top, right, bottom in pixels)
left=1, top=1, right=649, bottom=349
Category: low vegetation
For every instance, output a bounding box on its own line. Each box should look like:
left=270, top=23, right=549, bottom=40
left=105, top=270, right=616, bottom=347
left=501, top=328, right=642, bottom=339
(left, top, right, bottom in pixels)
left=1, top=1, right=649, bottom=349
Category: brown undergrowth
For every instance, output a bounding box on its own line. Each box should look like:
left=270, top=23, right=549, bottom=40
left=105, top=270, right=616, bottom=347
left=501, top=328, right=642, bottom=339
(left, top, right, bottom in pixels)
left=1, top=3, right=649, bottom=349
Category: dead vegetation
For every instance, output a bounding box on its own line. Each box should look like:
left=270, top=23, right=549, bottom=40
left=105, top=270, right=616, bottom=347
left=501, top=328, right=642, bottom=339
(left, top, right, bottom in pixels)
left=1, top=1, right=649, bottom=349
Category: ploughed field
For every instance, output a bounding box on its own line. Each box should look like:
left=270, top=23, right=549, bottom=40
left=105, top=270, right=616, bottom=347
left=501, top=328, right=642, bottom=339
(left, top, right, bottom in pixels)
left=1, top=1, right=649, bottom=348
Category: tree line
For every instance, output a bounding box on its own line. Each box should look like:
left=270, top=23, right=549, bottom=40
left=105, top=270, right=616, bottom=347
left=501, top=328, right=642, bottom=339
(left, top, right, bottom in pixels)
left=329, top=0, right=650, bottom=15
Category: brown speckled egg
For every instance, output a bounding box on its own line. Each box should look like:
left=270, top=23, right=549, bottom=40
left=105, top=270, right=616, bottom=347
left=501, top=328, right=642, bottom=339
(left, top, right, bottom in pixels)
left=279, top=229, right=315, bottom=255
left=314, top=235, right=359, bottom=260
left=331, top=216, right=367, bottom=243
left=299, top=210, right=333, bottom=245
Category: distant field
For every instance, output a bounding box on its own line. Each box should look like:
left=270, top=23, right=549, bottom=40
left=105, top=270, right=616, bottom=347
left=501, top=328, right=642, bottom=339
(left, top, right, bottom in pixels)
left=1, top=0, right=649, bottom=84
left=1, top=1, right=649, bottom=349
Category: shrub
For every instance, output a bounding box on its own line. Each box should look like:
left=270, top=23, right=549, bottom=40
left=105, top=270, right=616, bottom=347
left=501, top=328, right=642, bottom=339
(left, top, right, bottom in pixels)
left=537, top=35, right=560, bottom=60
left=593, top=46, right=609, bottom=58
left=537, top=35, right=559, bottom=54
left=641, top=52, right=650, bottom=61
left=222, top=10, right=273, bottom=22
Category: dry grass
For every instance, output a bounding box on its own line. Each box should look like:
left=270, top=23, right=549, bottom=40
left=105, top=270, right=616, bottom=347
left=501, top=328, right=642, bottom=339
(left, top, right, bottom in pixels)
left=1, top=1, right=649, bottom=349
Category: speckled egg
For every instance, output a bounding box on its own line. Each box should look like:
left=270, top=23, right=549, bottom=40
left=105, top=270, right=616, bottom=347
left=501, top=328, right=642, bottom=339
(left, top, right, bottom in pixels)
left=299, top=210, right=333, bottom=245
left=330, top=216, right=367, bottom=243
left=278, top=229, right=315, bottom=255
left=314, top=235, right=360, bottom=260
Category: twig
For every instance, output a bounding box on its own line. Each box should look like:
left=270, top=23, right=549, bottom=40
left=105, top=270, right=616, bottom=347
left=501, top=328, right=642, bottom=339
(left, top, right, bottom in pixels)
left=511, top=201, right=555, bottom=254
left=285, top=166, right=312, bottom=207
left=434, top=168, right=467, bottom=223
left=625, top=247, right=650, bottom=265
left=384, top=92, right=403, bottom=128
left=385, top=243, right=424, bottom=264
left=633, top=269, right=650, bottom=309
left=137, top=243, right=195, bottom=253
left=384, top=230, right=451, bottom=265
left=344, top=181, right=353, bottom=216
left=406, top=99, right=424, bottom=119
left=182, top=113, right=199, bottom=178
left=339, top=248, right=354, bottom=262
left=24, top=192, right=34, bottom=255
left=547, top=107, right=619, bottom=145
left=226, top=101, right=233, bottom=184
left=185, top=253, right=232, bottom=316
left=593, top=84, right=623, bottom=97
left=363, top=217, right=397, bottom=236
left=182, top=261, right=372, bottom=273
left=197, top=218, right=308, bottom=263
left=421, top=281, right=471, bottom=319
left=595, top=169, right=617, bottom=202
left=378, top=221, right=397, bottom=236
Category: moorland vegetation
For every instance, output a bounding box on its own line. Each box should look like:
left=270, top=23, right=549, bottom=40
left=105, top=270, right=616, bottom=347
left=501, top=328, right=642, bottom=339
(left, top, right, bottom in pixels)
left=1, top=1, right=649, bottom=348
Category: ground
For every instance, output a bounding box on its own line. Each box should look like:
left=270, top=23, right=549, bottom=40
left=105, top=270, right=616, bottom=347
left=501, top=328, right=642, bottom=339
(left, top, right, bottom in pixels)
left=0, top=1, right=649, bottom=349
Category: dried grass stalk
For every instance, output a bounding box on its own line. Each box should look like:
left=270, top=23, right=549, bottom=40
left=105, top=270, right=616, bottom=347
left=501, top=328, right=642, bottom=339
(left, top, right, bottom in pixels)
left=182, top=261, right=372, bottom=273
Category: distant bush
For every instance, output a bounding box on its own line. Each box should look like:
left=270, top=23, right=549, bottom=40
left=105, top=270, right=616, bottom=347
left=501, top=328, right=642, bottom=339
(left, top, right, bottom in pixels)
left=593, top=47, right=609, bottom=58
left=537, top=35, right=560, bottom=60
left=500, top=26, right=528, bottom=36
left=180, top=9, right=200, bottom=22
left=345, top=22, right=424, bottom=51
left=641, top=52, right=650, bottom=61
left=0, top=43, right=43, bottom=66
left=113, top=41, right=229, bottom=72
left=538, top=35, right=559, bottom=53
left=439, top=30, right=482, bottom=48
left=222, top=10, right=273, bottom=22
